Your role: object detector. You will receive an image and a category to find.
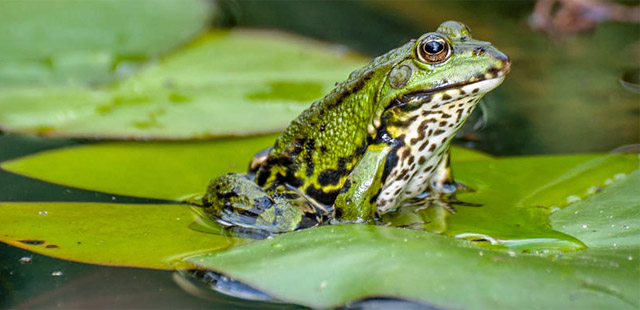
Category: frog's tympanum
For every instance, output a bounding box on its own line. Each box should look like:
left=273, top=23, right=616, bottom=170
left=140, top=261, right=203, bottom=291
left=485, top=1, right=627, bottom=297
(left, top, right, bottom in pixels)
left=202, top=21, right=511, bottom=233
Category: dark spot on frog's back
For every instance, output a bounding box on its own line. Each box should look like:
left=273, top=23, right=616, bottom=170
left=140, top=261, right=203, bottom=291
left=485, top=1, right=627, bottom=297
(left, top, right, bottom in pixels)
left=283, top=169, right=304, bottom=188
left=304, top=139, right=316, bottom=177
left=305, top=186, right=340, bottom=206
left=317, top=157, right=350, bottom=186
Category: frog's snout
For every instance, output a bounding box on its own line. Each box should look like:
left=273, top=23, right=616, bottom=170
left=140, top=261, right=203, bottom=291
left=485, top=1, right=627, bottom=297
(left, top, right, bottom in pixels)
left=501, top=57, right=511, bottom=75
left=487, top=47, right=511, bottom=77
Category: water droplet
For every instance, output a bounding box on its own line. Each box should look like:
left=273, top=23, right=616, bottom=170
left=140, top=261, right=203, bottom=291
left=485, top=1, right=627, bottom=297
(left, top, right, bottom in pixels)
left=479, top=251, right=484, bottom=256
left=574, top=211, right=580, bottom=215
left=51, top=270, right=64, bottom=276
left=508, top=251, right=516, bottom=257
left=320, top=281, right=328, bottom=289
left=599, top=210, right=603, bottom=214
left=582, top=224, right=588, bottom=229
left=628, top=256, right=633, bottom=261
left=403, top=238, right=408, bottom=242
left=622, top=224, right=629, bottom=229
left=613, top=243, right=618, bottom=248
left=614, top=173, right=626, bottom=181
left=566, top=195, right=581, bottom=203
left=38, top=211, right=48, bottom=216
left=19, top=256, right=33, bottom=264
left=111, top=196, right=116, bottom=201
left=176, top=217, right=181, bottom=221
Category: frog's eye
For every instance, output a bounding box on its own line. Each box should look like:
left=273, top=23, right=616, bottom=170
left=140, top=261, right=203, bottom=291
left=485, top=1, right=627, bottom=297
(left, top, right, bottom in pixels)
left=416, top=35, right=451, bottom=65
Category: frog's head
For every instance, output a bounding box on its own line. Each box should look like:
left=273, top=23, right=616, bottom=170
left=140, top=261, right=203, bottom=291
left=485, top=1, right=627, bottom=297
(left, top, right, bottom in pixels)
left=370, top=21, right=510, bottom=134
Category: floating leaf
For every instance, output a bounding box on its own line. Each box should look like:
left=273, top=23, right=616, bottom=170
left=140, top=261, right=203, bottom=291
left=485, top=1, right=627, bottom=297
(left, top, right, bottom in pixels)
left=0, top=140, right=485, bottom=201
left=1, top=134, right=280, bottom=201
left=0, top=30, right=369, bottom=139
left=0, top=0, right=213, bottom=85
left=384, top=154, right=638, bottom=251
left=188, top=223, right=639, bottom=309
left=550, top=170, right=640, bottom=248
left=0, top=202, right=243, bottom=270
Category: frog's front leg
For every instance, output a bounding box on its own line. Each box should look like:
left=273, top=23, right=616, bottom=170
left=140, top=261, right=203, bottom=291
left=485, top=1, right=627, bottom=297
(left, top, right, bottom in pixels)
left=333, top=144, right=392, bottom=221
left=430, top=151, right=457, bottom=194
left=202, top=173, right=320, bottom=234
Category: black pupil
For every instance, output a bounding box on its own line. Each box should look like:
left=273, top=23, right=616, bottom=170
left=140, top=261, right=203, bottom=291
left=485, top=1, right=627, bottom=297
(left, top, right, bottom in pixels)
left=424, top=40, right=443, bottom=54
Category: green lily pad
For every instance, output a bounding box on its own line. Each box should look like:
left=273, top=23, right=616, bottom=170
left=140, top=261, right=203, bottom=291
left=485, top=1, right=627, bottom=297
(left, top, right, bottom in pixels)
left=0, top=140, right=486, bottom=201
left=0, top=0, right=213, bottom=85
left=0, top=202, right=243, bottom=270
left=0, top=30, right=369, bottom=139
left=551, top=170, right=640, bottom=248
left=1, top=134, right=280, bottom=201
left=189, top=223, right=639, bottom=309
left=188, top=171, right=640, bottom=308
left=382, top=154, right=638, bottom=252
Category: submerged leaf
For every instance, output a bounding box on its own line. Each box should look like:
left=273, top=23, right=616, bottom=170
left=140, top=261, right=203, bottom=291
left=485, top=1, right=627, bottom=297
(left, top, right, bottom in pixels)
left=0, top=30, right=368, bottom=139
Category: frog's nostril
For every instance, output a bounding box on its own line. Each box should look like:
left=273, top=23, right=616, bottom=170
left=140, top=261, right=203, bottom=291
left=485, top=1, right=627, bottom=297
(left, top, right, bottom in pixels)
left=502, top=58, right=511, bottom=74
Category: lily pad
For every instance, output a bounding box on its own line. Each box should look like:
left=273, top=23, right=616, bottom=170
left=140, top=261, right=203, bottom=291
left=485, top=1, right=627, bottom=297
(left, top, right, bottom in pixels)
left=188, top=222, right=639, bottom=309
left=0, top=202, right=243, bottom=270
left=0, top=140, right=486, bottom=201
left=0, top=30, right=369, bottom=139
left=551, top=170, right=640, bottom=248
left=434, top=154, right=639, bottom=251
left=0, top=0, right=213, bottom=85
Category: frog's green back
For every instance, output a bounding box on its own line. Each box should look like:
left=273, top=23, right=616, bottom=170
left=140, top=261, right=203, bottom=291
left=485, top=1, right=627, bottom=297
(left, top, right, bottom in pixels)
left=255, top=42, right=414, bottom=205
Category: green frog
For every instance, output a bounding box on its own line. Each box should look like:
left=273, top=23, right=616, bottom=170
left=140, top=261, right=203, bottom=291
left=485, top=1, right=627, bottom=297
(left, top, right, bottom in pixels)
left=202, top=21, right=511, bottom=234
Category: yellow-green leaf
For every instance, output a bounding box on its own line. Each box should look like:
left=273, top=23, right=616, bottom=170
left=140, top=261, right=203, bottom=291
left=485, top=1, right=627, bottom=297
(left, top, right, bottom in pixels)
left=0, top=202, right=242, bottom=270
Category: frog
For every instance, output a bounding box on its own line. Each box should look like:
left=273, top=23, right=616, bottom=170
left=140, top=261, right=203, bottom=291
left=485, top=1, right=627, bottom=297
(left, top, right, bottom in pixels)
left=201, top=21, right=511, bottom=234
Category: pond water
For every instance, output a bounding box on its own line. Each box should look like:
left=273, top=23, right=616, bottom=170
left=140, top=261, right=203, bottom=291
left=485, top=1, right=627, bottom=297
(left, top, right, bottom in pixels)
left=1, top=0, right=639, bottom=308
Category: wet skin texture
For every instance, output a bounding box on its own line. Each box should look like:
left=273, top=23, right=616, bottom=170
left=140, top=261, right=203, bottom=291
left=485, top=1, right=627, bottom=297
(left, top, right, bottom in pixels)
left=202, top=21, right=511, bottom=233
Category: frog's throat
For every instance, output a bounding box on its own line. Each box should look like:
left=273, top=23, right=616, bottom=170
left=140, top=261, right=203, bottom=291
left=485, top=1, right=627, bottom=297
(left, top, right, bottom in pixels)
left=369, top=71, right=508, bottom=136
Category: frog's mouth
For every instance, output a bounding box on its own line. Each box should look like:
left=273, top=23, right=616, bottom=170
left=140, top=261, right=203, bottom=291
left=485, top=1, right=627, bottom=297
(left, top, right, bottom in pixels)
left=392, top=59, right=511, bottom=106
left=391, top=71, right=510, bottom=111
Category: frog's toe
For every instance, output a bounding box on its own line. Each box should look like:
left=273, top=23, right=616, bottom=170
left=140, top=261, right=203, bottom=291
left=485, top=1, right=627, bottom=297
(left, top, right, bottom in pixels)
left=454, top=181, right=475, bottom=192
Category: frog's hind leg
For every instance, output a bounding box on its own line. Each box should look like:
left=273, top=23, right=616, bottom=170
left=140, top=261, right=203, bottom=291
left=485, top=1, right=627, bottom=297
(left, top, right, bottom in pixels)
left=202, top=173, right=321, bottom=234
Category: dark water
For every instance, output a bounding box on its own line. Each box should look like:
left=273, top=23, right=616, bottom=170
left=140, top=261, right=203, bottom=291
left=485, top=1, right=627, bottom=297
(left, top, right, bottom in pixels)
left=2, top=0, right=639, bottom=308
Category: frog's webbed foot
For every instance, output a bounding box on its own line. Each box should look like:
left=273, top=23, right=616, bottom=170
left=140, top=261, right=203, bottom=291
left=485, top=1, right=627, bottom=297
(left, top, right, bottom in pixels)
left=202, top=173, right=322, bottom=235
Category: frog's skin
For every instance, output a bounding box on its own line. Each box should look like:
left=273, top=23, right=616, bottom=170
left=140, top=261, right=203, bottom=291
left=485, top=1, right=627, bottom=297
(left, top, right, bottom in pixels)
left=202, top=21, right=511, bottom=234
